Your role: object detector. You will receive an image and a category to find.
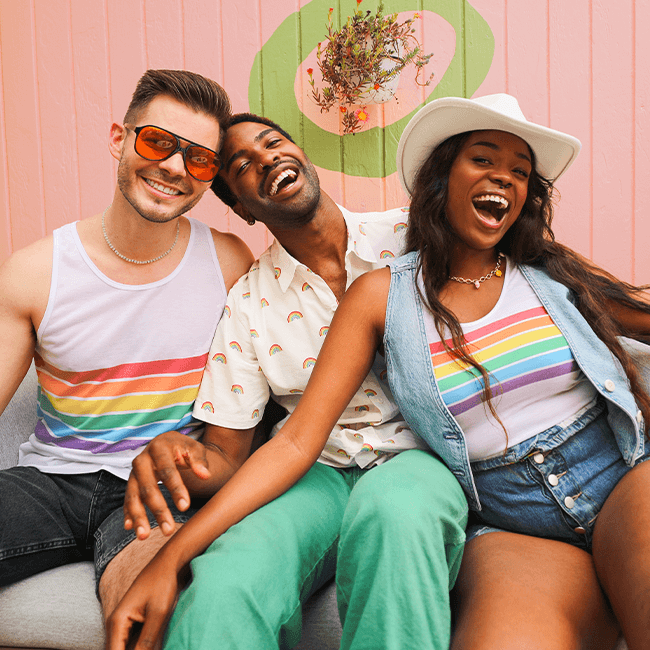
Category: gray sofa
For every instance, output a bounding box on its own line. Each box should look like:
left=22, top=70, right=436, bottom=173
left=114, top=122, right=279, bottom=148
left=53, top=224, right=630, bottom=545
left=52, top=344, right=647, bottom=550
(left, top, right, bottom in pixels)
left=0, top=366, right=342, bottom=650
left=1, top=360, right=638, bottom=649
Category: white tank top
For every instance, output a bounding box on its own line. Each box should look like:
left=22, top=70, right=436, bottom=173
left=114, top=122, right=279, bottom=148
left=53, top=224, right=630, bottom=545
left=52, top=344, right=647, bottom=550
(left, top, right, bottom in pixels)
left=424, top=258, right=597, bottom=461
left=19, top=218, right=227, bottom=480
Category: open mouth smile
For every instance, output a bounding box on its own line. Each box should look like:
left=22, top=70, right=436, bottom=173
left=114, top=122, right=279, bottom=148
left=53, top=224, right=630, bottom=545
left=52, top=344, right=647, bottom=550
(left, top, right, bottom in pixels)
left=472, top=194, right=510, bottom=225
left=144, top=178, right=183, bottom=196
left=266, top=166, right=298, bottom=197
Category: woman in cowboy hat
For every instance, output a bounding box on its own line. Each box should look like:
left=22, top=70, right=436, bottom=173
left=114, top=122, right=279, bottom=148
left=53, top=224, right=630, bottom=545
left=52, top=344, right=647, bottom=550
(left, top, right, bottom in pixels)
left=113, top=95, right=650, bottom=649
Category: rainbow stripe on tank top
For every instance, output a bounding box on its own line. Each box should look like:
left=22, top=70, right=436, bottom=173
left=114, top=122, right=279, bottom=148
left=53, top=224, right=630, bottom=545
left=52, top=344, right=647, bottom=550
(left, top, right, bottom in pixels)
left=431, top=306, right=578, bottom=416
left=34, top=352, right=208, bottom=454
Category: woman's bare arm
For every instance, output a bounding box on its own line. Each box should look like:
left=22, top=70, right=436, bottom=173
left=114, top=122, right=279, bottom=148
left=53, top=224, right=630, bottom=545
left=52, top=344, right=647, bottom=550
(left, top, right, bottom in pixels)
left=105, top=267, right=392, bottom=650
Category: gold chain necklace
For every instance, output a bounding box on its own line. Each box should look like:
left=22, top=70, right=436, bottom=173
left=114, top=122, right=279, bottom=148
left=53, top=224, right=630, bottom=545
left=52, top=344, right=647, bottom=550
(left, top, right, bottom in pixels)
left=101, top=206, right=179, bottom=265
left=449, top=252, right=505, bottom=289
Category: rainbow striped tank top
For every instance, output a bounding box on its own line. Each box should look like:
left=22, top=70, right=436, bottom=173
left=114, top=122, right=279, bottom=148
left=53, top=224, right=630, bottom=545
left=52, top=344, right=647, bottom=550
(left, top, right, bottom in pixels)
left=19, top=218, right=226, bottom=480
left=424, top=258, right=597, bottom=461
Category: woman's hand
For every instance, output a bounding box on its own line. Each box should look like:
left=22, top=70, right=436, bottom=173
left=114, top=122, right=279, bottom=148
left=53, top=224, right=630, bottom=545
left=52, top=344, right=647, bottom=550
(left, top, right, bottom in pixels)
left=105, top=555, right=184, bottom=650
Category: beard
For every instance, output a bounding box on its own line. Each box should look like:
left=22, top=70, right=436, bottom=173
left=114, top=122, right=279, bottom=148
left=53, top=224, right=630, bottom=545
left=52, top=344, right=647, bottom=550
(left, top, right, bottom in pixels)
left=236, top=157, right=322, bottom=230
left=116, top=153, right=203, bottom=223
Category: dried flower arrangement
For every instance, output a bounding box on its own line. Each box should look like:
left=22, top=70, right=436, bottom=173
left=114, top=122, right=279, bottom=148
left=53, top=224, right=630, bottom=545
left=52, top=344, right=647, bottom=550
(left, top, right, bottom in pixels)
left=307, top=1, right=433, bottom=134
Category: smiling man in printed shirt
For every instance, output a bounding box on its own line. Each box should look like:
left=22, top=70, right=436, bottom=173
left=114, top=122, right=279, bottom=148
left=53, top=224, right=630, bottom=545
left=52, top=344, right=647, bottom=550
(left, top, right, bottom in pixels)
left=108, top=113, right=469, bottom=650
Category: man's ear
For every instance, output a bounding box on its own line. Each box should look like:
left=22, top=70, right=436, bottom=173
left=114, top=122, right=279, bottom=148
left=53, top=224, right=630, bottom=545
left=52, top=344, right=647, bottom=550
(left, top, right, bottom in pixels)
left=108, top=123, right=128, bottom=161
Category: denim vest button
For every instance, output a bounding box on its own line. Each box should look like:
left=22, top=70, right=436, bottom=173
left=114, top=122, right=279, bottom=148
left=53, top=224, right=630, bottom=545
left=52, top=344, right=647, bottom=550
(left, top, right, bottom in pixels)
left=604, top=379, right=615, bottom=392
left=533, top=452, right=544, bottom=464
left=548, top=474, right=559, bottom=486
left=637, top=410, right=644, bottom=424
left=564, top=496, right=576, bottom=509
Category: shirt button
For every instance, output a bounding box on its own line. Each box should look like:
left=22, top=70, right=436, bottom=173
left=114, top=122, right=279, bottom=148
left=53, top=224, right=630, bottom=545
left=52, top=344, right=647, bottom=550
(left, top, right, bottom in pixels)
left=533, top=452, right=545, bottom=464
left=604, top=379, right=615, bottom=392
left=564, top=496, right=575, bottom=509
left=548, top=474, right=559, bottom=486
left=574, top=526, right=586, bottom=534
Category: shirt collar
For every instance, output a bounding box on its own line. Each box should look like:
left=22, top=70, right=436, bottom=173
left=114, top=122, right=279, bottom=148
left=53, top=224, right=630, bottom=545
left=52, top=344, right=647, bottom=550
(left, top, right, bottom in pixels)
left=269, top=205, right=378, bottom=293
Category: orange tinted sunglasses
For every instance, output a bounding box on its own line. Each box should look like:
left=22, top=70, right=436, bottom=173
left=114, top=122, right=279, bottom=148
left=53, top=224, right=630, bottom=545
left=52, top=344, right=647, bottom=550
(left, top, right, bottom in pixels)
left=125, top=124, right=220, bottom=182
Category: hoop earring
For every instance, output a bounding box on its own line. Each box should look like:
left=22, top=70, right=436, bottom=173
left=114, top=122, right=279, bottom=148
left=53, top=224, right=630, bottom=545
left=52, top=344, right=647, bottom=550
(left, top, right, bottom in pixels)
left=246, top=216, right=256, bottom=226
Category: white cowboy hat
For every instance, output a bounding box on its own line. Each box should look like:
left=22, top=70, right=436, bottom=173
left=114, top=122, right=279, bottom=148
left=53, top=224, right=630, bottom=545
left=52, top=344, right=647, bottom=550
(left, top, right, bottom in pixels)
left=396, top=93, right=582, bottom=195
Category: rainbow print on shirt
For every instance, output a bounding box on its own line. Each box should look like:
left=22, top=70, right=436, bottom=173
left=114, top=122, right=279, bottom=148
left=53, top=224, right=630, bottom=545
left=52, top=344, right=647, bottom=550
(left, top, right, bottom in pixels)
left=431, top=306, right=578, bottom=416
left=34, top=352, right=208, bottom=455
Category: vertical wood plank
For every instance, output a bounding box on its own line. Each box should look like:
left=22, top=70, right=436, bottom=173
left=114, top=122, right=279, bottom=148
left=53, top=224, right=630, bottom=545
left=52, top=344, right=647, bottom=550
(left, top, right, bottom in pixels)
left=34, top=0, right=83, bottom=233
left=0, top=0, right=46, bottom=252
left=144, top=0, right=185, bottom=69
left=468, top=0, right=506, bottom=95
left=505, top=0, right=549, bottom=125
left=592, top=0, right=634, bottom=280
left=70, top=0, right=114, bottom=220
left=547, top=0, right=592, bottom=260
left=633, top=0, right=650, bottom=283
left=107, top=0, right=147, bottom=122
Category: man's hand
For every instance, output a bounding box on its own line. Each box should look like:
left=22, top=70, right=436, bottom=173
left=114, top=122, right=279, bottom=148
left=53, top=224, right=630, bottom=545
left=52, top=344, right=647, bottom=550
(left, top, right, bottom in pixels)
left=125, top=431, right=211, bottom=540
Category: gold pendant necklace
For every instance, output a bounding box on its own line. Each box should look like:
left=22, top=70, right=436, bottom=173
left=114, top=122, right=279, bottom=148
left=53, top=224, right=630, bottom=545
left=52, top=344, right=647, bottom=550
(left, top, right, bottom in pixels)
left=449, top=253, right=505, bottom=290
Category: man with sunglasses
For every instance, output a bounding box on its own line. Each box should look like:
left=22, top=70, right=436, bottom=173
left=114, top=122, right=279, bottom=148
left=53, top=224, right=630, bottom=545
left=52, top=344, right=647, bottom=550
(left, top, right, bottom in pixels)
left=106, top=114, right=468, bottom=650
left=0, top=69, right=254, bottom=624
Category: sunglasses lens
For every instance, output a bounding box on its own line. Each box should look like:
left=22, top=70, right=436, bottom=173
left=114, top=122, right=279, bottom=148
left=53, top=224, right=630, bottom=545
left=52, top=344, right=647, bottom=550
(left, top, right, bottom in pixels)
left=133, top=125, right=219, bottom=182
left=186, top=147, right=219, bottom=181
left=135, top=126, right=178, bottom=161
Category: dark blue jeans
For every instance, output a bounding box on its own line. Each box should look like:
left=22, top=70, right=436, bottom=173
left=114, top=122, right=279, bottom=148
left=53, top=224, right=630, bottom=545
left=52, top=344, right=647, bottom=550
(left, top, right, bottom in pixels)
left=0, top=467, right=199, bottom=587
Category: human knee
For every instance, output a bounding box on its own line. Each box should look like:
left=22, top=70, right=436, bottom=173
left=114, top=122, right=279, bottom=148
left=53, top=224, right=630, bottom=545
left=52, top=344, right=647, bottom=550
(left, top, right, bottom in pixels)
left=347, top=453, right=467, bottom=536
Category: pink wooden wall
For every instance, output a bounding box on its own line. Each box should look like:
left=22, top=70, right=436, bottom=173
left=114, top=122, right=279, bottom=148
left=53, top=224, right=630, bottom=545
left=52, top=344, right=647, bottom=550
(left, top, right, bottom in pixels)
left=0, top=0, right=648, bottom=283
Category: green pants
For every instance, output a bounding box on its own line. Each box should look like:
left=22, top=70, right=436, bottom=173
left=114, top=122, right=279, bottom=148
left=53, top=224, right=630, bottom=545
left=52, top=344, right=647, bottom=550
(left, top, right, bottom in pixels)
left=164, top=450, right=468, bottom=650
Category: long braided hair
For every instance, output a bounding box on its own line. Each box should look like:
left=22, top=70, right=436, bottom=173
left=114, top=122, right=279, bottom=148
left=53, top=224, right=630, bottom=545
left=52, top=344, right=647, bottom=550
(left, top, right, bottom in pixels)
left=405, top=130, right=650, bottom=435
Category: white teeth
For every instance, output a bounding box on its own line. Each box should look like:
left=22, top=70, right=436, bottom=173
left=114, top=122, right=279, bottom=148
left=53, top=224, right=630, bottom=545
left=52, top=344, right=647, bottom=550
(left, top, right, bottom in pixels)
left=473, top=194, right=509, bottom=209
left=269, top=169, right=297, bottom=197
left=145, top=178, right=181, bottom=195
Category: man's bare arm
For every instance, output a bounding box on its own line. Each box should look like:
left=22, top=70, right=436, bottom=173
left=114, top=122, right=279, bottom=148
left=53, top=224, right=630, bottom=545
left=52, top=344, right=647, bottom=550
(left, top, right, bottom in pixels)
left=210, top=229, right=255, bottom=291
left=0, top=238, right=52, bottom=415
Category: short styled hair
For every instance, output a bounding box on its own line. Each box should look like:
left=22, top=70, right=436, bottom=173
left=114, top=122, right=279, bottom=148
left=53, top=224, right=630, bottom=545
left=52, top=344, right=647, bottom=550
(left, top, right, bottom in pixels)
left=123, top=69, right=231, bottom=140
left=211, top=113, right=295, bottom=208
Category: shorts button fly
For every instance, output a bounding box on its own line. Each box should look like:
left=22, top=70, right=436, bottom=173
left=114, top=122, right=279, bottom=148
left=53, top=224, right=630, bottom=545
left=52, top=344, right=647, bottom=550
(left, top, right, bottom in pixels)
left=574, top=526, right=586, bottom=534
left=564, top=496, right=576, bottom=509
left=533, top=453, right=544, bottom=464
left=548, top=474, right=559, bottom=486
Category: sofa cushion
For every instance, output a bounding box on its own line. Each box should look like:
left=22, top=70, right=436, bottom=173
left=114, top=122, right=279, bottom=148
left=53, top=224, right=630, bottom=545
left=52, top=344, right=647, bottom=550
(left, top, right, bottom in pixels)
left=0, top=562, right=104, bottom=650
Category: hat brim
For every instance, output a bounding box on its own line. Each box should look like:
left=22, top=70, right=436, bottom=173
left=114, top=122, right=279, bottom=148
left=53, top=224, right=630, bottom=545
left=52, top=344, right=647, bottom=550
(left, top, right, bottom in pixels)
left=397, top=97, right=582, bottom=196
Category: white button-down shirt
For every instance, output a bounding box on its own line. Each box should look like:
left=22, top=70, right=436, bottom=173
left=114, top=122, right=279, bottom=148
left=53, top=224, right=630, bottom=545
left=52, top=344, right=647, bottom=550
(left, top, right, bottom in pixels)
left=194, top=205, right=427, bottom=468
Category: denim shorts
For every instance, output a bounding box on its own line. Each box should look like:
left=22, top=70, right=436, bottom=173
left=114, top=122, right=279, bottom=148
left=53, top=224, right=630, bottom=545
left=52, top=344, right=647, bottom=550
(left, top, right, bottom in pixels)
left=465, top=398, right=649, bottom=551
left=0, top=468, right=202, bottom=588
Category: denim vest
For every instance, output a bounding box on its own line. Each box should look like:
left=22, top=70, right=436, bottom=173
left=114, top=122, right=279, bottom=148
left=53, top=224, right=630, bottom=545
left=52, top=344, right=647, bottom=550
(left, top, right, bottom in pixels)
left=385, top=252, right=648, bottom=510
